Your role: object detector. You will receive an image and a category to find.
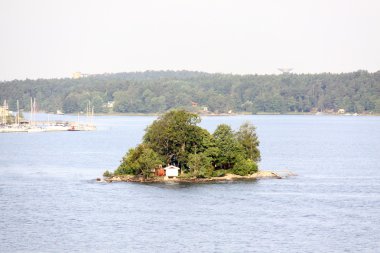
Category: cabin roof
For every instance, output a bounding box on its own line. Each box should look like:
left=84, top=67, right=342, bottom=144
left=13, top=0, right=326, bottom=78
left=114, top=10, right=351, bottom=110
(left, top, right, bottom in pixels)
left=164, top=165, right=180, bottom=170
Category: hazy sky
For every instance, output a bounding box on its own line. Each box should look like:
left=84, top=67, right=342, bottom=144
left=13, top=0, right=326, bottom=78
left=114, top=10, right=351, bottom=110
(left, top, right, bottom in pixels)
left=0, top=0, right=379, bottom=80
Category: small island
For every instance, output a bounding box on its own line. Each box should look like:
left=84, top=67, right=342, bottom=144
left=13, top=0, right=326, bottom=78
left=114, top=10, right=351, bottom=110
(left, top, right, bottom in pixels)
left=103, top=110, right=284, bottom=183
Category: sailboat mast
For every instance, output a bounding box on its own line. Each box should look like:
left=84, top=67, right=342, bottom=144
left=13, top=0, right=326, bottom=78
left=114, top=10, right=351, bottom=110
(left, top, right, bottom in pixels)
left=30, top=97, right=33, bottom=125
left=87, top=101, right=89, bottom=124
left=91, top=106, right=94, bottom=126
left=17, top=100, right=19, bottom=125
left=33, top=98, right=36, bottom=125
left=2, top=100, right=6, bottom=124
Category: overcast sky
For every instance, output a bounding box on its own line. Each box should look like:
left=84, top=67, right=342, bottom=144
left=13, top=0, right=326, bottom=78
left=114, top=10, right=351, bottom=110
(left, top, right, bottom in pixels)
left=0, top=0, right=379, bottom=80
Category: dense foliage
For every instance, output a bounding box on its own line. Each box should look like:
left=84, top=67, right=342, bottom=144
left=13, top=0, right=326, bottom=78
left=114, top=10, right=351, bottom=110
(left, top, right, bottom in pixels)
left=1, top=70, right=379, bottom=114
left=114, top=110, right=261, bottom=178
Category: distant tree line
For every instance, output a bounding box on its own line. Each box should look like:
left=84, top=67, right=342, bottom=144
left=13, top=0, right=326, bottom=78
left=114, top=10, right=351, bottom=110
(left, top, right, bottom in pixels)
left=1, top=70, right=379, bottom=114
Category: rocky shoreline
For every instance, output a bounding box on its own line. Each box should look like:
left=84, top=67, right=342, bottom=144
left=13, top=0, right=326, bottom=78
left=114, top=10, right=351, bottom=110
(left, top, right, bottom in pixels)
left=102, top=170, right=295, bottom=183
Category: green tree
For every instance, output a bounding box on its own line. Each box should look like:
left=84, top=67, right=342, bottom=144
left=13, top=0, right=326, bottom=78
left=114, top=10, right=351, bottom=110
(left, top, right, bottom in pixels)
left=115, top=148, right=140, bottom=175
left=188, top=153, right=213, bottom=178
left=90, top=92, right=107, bottom=113
left=63, top=93, right=82, bottom=113
left=232, top=159, right=258, bottom=176
left=212, top=124, right=243, bottom=170
left=236, top=122, right=261, bottom=162
left=143, top=110, right=206, bottom=167
left=137, top=147, right=162, bottom=179
left=113, top=91, right=129, bottom=112
left=115, top=144, right=162, bottom=178
left=150, top=96, right=167, bottom=112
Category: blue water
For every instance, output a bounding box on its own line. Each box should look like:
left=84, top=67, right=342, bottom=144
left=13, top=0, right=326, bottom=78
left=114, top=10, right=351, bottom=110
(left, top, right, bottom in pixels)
left=1, top=114, right=380, bottom=253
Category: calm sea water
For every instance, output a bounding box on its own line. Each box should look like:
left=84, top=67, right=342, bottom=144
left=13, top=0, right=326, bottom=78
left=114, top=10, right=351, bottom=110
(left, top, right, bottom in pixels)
left=1, top=114, right=380, bottom=253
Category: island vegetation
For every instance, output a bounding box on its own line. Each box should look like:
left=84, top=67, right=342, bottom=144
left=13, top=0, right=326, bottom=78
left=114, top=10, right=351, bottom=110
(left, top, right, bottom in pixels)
left=1, top=70, right=379, bottom=115
left=104, top=110, right=265, bottom=182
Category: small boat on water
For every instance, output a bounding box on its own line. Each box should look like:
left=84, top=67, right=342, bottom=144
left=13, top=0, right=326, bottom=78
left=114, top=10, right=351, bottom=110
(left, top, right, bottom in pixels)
left=27, top=127, right=45, bottom=133
left=0, top=125, right=28, bottom=133
left=45, top=125, right=70, bottom=132
left=68, top=124, right=96, bottom=131
left=69, top=104, right=96, bottom=131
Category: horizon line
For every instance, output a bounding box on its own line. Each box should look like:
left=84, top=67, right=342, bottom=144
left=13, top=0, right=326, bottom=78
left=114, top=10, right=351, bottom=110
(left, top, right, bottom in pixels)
left=1, top=69, right=379, bottom=82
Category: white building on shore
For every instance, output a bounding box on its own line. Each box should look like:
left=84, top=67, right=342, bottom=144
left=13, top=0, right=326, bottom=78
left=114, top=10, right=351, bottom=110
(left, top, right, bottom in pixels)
left=164, top=165, right=180, bottom=179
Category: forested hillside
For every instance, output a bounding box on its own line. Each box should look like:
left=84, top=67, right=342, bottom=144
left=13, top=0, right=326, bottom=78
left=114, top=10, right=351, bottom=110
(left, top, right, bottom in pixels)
left=1, top=70, right=379, bottom=114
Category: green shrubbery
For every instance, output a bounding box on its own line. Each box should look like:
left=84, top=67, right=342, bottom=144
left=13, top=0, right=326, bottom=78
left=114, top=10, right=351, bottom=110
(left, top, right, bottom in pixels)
left=211, top=169, right=228, bottom=177
left=114, top=144, right=162, bottom=178
left=232, top=159, right=258, bottom=176
left=103, top=170, right=113, bottom=177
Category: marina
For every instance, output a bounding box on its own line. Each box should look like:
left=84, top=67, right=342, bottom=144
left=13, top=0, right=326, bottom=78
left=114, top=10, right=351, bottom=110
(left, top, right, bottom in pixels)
left=0, top=98, right=96, bottom=133
left=0, top=122, right=96, bottom=133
